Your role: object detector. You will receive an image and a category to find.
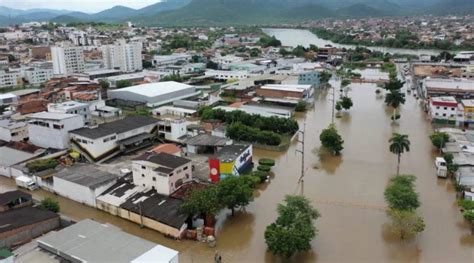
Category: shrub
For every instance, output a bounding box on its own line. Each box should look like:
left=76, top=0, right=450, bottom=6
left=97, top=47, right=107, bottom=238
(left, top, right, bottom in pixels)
left=40, top=197, right=60, bottom=213
left=257, top=165, right=272, bottom=172
left=27, top=158, right=58, bottom=173
left=430, top=132, right=449, bottom=149
left=250, top=170, right=269, bottom=183
left=258, top=158, right=275, bottom=166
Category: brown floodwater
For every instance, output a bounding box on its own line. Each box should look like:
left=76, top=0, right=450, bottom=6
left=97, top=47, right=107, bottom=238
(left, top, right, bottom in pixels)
left=1, top=78, right=473, bottom=262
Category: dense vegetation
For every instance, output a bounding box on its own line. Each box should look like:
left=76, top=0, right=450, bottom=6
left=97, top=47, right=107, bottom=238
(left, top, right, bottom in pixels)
left=319, top=124, right=344, bottom=155
left=199, top=107, right=299, bottom=134
left=40, top=197, right=60, bottom=213
left=26, top=158, right=59, bottom=173
left=312, top=28, right=473, bottom=50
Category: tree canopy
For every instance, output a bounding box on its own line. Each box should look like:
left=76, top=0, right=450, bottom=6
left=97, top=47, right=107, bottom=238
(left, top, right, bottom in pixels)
left=320, top=124, right=344, bottom=155
left=217, top=176, right=254, bottom=216
left=430, top=132, right=449, bottom=149
left=265, top=195, right=320, bottom=258
left=384, top=174, right=420, bottom=211
left=40, top=197, right=60, bottom=213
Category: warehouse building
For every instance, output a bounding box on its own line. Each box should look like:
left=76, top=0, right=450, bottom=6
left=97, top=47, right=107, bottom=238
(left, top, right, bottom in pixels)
left=107, top=81, right=199, bottom=107
left=37, top=219, right=179, bottom=263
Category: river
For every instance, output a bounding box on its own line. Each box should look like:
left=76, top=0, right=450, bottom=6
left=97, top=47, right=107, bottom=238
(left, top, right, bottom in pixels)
left=263, top=28, right=442, bottom=56
left=1, top=74, right=473, bottom=262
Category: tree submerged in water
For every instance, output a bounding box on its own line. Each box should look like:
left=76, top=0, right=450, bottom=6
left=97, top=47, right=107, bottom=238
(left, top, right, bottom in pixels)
left=265, top=195, right=320, bottom=258
left=319, top=124, right=344, bottom=156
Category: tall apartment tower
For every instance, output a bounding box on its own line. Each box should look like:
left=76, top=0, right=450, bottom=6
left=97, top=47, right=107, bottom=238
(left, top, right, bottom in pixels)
left=101, top=39, right=143, bottom=73
left=51, top=43, right=85, bottom=75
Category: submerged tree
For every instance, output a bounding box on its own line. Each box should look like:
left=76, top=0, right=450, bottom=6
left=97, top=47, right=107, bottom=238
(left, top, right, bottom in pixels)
left=217, top=176, right=254, bottom=216
left=389, top=133, right=410, bottom=175
left=265, top=195, right=320, bottom=258
left=385, top=89, right=406, bottom=122
left=388, top=209, right=425, bottom=240
left=429, top=131, right=450, bottom=149
left=320, top=124, right=344, bottom=155
left=384, top=174, right=420, bottom=211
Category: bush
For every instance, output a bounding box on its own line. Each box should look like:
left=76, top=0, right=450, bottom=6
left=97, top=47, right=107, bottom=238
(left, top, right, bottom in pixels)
left=384, top=175, right=420, bottom=211
left=458, top=200, right=474, bottom=211
left=27, top=158, right=58, bottom=173
left=40, top=197, right=60, bottom=213
left=258, top=158, right=275, bottom=166
left=226, top=122, right=281, bottom=146
left=295, top=101, right=307, bottom=112
left=257, top=165, right=272, bottom=172
left=251, top=170, right=269, bottom=183
left=430, top=132, right=449, bottom=149
left=320, top=124, right=344, bottom=155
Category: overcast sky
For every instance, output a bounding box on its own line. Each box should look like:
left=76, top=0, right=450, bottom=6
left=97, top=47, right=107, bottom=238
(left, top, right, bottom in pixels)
left=2, top=0, right=162, bottom=13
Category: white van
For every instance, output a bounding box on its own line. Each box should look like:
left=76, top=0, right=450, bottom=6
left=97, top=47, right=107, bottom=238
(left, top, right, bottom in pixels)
left=435, top=157, right=448, bottom=178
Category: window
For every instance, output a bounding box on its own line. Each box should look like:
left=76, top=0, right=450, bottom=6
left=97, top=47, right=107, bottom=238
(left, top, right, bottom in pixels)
left=452, top=108, right=455, bottom=111
left=183, top=166, right=188, bottom=171
left=436, top=106, right=440, bottom=109
left=444, top=107, right=448, bottom=110
left=442, top=113, right=446, bottom=117
left=152, top=177, right=156, bottom=181
left=141, top=174, right=145, bottom=177
left=169, top=172, right=174, bottom=177
left=141, top=166, right=146, bottom=170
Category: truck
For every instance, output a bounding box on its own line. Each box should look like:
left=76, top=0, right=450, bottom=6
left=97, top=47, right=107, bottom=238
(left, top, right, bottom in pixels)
left=15, top=176, right=38, bottom=191
left=435, top=157, right=448, bottom=178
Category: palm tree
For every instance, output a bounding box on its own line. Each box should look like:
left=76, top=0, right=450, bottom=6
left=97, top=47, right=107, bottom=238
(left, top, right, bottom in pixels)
left=385, top=90, right=406, bottom=122
left=389, top=133, right=410, bottom=175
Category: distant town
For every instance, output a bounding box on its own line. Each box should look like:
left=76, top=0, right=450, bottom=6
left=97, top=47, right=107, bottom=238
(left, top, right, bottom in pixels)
left=0, top=11, right=473, bottom=263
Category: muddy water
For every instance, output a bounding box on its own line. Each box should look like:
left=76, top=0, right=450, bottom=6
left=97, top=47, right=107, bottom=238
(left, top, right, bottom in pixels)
left=1, top=79, right=473, bottom=262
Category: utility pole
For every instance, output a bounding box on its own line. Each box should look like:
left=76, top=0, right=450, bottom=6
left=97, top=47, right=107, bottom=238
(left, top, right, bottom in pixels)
left=138, top=201, right=144, bottom=228
left=296, top=122, right=306, bottom=196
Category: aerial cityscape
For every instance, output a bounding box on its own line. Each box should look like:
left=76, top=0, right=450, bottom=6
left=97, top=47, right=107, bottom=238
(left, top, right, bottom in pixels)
left=0, top=0, right=473, bottom=262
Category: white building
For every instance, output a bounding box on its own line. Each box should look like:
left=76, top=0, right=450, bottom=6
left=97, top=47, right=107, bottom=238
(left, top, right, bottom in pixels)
left=108, top=81, right=199, bottom=108
left=429, top=96, right=459, bottom=122
left=0, top=93, right=18, bottom=106
left=21, top=67, right=53, bottom=85
left=47, top=101, right=90, bottom=124
left=132, top=152, right=192, bottom=196
left=51, top=165, right=118, bottom=207
left=153, top=54, right=191, bottom=67
left=69, top=116, right=158, bottom=162
left=0, top=70, right=21, bottom=88
left=157, top=119, right=188, bottom=142
left=51, top=44, right=85, bottom=75
left=204, top=70, right=249, bottom=81
left=101, top=39, right=143, bottom=73
left=0, top=120, right=28, bottom=142
left=27, top=112, right=85, bottom=149
left=68, top=31, right=89, bottom=46
left=215, top=104, right=293, bottom=118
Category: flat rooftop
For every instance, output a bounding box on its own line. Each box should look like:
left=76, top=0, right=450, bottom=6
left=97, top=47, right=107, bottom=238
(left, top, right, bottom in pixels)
left=260, top=84, right=311, bottom=92
left=425, top=78, right=474, bottom=91
left=48, top=101, right=88, bottom=110
left=37, top=219, right=178, bottom=263
left=28, top=111, right=79, bottom=121
left=216, top=144, right=251, bottom=162
left=70, top=116, right=158, bottom=139
left=54, top=164, right=118, bottom=189
left=0, top=207, right=58, bottom=233
left=109, top=81, right=194, bottom=98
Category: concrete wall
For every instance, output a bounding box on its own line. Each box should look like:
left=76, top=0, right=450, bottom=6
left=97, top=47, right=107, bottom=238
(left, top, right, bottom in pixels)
left=0, top=217, right=59, bottom=248
left=118, top=208, right=183, bottom=238
left=29, top=115, right=84, bottom=149
left=53, top=177, right=116, bottom=207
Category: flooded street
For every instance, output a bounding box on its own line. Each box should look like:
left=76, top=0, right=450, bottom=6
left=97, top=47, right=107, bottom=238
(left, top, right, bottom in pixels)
left=1, top=80, right=473, bottom=262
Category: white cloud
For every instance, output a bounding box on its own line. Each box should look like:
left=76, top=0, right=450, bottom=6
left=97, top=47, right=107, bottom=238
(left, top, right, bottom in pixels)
left=1, top=0, right=162, bottom=13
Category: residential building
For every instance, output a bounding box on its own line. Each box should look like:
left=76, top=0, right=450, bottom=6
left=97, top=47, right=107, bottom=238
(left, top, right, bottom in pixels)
left=51, top=44, right=85, bottom=75
left=37, top=219, right=179, bottom=263
left=209, top=144, right=253, bottom=182
left=429, top=96, right=458, bottom=123
left=21, top=67, right=53, bottom=85
left=153, top=106, right=197, bottom=118
left=102, top=39, right=143, bottom=73
left=47, top=101, right=90, bottom=123
left=298, top=71, right=320, bottom=87
left=461, top=65, right=474, bottom=79
left=0, top=70, right=21, bottom=88
left=157, top=118, right=188, bottom=142
left=133, top=152, right=192, bottom=195
left=460, top=99, right=474, bottom=128
left=69, top=116, right=158, bottom=162
left=0, top=207, right=59, bottom=249
left=0, top=120, right=28, bottom=142
left=108, top=81, right=198, bottom=108
left=27, top=112, right=84, bottom=149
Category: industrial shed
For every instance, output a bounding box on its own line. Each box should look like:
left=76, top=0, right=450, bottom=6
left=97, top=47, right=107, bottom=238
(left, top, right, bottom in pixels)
left=107, top=81, right=199, bottom=107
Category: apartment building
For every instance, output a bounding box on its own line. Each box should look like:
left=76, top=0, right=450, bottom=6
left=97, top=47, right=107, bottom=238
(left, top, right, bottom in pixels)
left=51, top=44, right=85, bottom=75
left=0, top=70, right=21, bottom=88
left=101, top=39, right=143, bottom=73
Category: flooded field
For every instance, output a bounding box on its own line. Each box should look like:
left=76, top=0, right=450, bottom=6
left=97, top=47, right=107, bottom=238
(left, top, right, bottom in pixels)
left=1, top=78, right=473, bottom=262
